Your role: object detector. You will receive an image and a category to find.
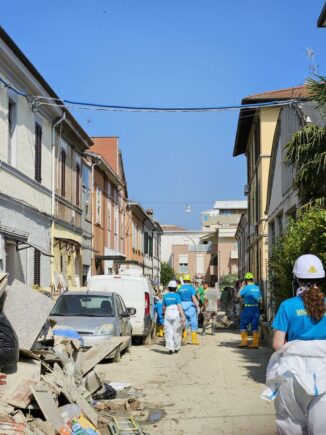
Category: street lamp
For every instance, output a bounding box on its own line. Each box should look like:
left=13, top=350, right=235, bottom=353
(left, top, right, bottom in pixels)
left=182, top=235, right=197, bottom=280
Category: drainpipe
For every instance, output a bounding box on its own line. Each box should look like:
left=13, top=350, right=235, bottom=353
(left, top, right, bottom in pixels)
left=91, top=159, right=100, bottom=274
left=50, top=112, right=66, bottom=289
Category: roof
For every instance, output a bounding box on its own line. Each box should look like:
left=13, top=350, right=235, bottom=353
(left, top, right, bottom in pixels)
left=317, top=2, right=326, bottom=27
left=233, top=85, right=310, bottom=157
left=241, top=86, right=310, bottom=103
left=0, top=26, right=92, bottom=149
left=161, top=225, right=186, bottom=231
left=84, top=151, right=123, bottom=186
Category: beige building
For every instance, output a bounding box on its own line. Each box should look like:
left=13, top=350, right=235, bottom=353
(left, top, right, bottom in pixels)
left=161, top=227, right=215, bottom=284
left=201, top=201, right=247, bottom=280
left=233, top=86, right=310, bottom=302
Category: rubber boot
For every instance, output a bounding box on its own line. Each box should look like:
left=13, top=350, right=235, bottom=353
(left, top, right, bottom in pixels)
left=248, top=332, right=260, bottom=349
left=238, top=331, right=248, bottom=348
left=182, top=329, right=187, bottom=344
left=191, top=331, right=199, bottom=345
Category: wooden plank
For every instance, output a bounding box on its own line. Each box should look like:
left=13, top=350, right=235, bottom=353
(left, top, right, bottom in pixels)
left=82, top=337, right=122, bottom=376
left=30, top=384, right=63, bottom=429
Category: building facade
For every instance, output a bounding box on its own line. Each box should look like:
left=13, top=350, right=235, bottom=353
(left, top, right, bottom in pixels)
left=161, top=227, right=214, bottom=284
left=201, top=201, right=247, bottom=279
left=233, top=86, right=310, bottom=301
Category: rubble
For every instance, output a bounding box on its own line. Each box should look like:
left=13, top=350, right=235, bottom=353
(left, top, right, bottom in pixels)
left=0, top=278, right=145, bottom=434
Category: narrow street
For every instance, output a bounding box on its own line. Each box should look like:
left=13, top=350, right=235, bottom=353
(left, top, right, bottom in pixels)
left=97, top=331, right=276, bottom=435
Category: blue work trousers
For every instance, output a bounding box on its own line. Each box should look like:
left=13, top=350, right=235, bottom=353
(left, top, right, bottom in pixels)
left=182, top=301, right=198, bottom=332
left=240, top=306, right=260, bottom=331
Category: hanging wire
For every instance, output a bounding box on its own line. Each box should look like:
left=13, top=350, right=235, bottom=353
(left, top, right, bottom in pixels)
left=0, top=75, right=299, bottom=114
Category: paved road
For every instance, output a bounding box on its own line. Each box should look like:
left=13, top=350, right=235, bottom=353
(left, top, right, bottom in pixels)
left=97, top=330, right=276, bottom=435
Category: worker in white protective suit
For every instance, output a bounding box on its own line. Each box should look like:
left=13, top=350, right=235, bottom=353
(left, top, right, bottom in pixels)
left=262, top=254, right=326, bottom=435
left=162, top=280, right=186, bottom=355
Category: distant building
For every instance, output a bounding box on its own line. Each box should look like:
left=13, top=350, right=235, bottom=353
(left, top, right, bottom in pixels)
left=161, top=226, right=215, bottom=284
left=201, top=201, right=247, bottom=279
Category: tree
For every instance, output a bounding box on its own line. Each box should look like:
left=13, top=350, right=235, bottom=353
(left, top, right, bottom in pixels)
left=160, top=262, right=176, bottom=286
left=219, top=274, right=238, bottom=288
left=284, top=75, right=326, bottom=207
left=269, top=207, right=326, bottom=309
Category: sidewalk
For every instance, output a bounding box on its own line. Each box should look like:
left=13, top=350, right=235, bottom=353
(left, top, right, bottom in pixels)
left=97, top=330, right=276, bottom=435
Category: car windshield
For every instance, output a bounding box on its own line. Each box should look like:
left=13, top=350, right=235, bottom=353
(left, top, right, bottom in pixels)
left=50, top=294, right=114, bottom=317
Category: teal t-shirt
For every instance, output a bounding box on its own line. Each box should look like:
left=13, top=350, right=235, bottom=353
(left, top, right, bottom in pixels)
left=163, top=292, right=181, bottom=307
left=272, top=296, right=326, bottom=341
left=178, top=284, right=196, bottom=302
left=239, top=284, right=262, bottom=305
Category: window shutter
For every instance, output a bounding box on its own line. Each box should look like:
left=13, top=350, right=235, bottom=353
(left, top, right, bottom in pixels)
left=61, top=150, right=66, bottom=196
left=35, top=123, right=42, bottom=182
left=34, top=249, right=41, bottom=285
left=76, top=163, right=80, bottom=206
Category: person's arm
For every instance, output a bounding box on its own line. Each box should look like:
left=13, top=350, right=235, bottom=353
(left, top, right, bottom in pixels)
left=162, top=300, right=166, bottom=315
left=192, top=295, right=199, bottom=308
left=177, top=303, right=186, bottom=324
left=273, top=330, right=286, bottom=351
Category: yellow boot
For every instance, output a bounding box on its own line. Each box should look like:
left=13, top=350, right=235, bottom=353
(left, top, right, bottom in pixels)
left=238, top=331, right=248, bottom=348
left=191, top=331, right=199, bottom=345
left=248, top=332, right=260, bottom=349
left=182, top=329, right=187, bottom=344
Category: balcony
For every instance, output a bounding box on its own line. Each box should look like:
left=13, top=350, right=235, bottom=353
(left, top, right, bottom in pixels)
left=188, top=244, right=212, bottom=253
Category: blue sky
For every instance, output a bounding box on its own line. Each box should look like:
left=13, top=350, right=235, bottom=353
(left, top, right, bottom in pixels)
left=1, top=0, right=325, bottom=228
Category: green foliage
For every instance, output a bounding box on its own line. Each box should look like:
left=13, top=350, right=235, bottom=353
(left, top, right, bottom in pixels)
left=219, top=274, right=238, bottom=288
left=284, top=75, right=326, bottom=207
left=160, top=262, right=176, bottom=286
left=269, top=207, right=326, bottom=308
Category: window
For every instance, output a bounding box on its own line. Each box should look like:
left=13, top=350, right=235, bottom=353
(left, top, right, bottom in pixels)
left=107, top=197, right=111, bottom=238
left=96, top=187, right=102, bottom=224
left=35, top=123, right=42, bottom=182
left=34, top=249, right=41, bottom=285
left=277, top=214, right=284, bottom=236
left=179, top=254, right=188, bottom=273
left=196, top=255, right=204, bottom=274
left=270, top=221, right=275, bottom=245
left=144, top=232, right=149, bottom=254
left=76, top=163, right=80, bottom=206
left=8, top=99, right=17, bottom=165
left=61, top=149, right=66, bottom=196
left=82, top=164, right=90, bottom=219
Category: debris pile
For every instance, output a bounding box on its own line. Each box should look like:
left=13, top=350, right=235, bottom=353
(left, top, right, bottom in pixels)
left=0, top=275, right=141, bottom=434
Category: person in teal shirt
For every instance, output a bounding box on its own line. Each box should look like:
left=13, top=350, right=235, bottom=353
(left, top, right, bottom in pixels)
left=163, top=281, right=186, bottom=354
left=178, top=275, right=200, bottom=344
left=268, top=254, right=326, bottom=434
left=238, top=272, right=262, bottom=348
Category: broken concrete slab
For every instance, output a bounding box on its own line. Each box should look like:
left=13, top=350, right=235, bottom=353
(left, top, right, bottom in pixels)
left=4, top=280, right=55, bottom=350
left=82, top=337, right=124, bottom=376
left=30, top=383, right=64, bottom=430
left=0, top=359, right=41, bottom=408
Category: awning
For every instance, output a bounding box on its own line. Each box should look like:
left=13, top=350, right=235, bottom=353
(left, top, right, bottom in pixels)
left=80, top=243, right=98, bottom=253
left=16, top=241, right=53, bottom=257
left=0, top=223, right=28, bottom=243
left=95, top=255, right=126, bottom=261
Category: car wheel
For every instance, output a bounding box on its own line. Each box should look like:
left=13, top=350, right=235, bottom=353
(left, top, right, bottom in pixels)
left=144, top=332, right=152, bottom=345
left=113, top=348, right=121, bottom=362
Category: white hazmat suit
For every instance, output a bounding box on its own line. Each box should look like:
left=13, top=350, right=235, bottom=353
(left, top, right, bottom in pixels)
left=262, top=340, right=326, bottom=434
left=164, top=306, right=182, bottom=352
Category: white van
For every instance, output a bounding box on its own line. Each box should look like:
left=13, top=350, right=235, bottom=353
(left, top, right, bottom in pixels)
left=87, top=269, right=155, bottom=344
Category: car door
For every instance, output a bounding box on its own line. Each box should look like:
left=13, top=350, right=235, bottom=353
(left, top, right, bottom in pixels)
left=115, top=295, right=126, bottom=336
left=117, top=295, right=130, bottom=336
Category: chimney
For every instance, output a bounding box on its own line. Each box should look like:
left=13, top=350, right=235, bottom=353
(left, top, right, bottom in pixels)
left=146, top=209, right=154, bottom=218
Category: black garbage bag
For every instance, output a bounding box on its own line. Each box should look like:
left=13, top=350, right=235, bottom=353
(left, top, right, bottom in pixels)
left=92, top=384, right=117, bottom=401
left=0, top=312, right=19, bottom=371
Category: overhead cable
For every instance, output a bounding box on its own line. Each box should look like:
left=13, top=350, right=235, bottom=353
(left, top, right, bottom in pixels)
left=0, top=75, right=299, bottom=114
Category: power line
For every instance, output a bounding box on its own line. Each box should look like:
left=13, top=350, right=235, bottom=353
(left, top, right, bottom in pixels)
left=0, top=75, right=300, bottom=114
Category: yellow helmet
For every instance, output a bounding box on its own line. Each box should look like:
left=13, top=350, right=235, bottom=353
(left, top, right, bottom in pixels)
left=183, top=274, right=191, bottom=282
left=244, top=272, right=254, bottom=281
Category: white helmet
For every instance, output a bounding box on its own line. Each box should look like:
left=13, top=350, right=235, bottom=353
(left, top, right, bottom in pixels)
left=168, top=280, right=178, bottom=289
left=293, top=254, right=325, bottom=279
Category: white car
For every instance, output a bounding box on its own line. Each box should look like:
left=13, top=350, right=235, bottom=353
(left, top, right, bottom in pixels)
left=88, top=269, right=155, bottom=344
